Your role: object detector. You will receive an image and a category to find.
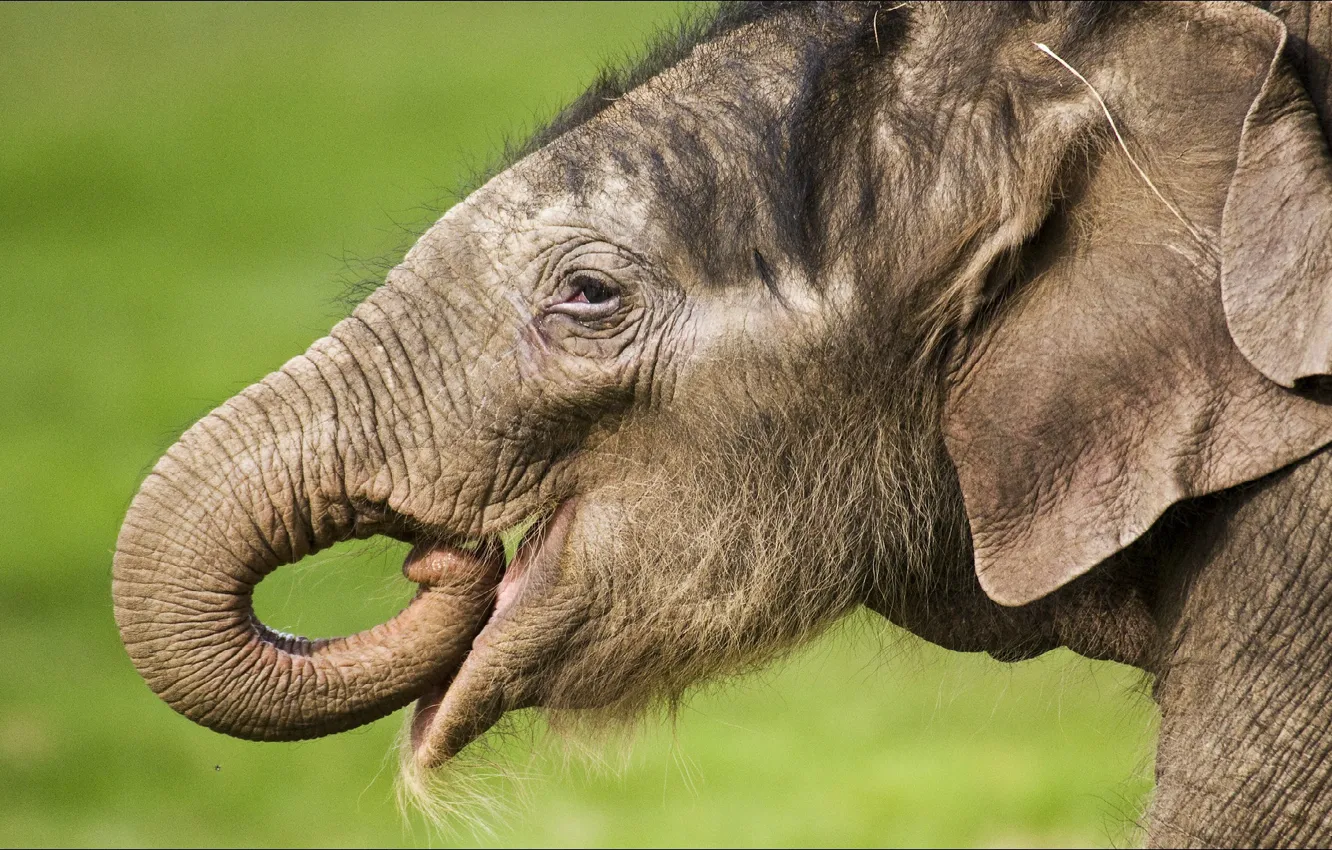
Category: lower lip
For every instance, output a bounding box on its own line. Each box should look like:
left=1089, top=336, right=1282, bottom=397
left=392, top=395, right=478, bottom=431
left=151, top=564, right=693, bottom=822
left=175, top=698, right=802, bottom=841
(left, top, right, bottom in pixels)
left=408, top=500, right=578, bottom=757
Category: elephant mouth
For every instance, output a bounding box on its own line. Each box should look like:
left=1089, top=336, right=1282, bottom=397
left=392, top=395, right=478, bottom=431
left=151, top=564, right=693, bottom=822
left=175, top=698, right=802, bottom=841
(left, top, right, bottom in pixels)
left=406, top=499, right=578, bottom=765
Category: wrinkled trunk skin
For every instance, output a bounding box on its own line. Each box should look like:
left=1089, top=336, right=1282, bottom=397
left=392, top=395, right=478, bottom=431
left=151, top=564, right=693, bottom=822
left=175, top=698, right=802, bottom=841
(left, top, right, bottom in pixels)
left=113, top=284, right=498, bottom=741
left=1146, top=444, right=1332, bottom=847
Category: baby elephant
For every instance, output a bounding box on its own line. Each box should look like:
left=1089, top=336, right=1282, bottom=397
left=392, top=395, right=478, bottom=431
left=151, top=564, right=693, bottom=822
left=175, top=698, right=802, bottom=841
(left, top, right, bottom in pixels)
left=113, top=2, right=1332, bottom=845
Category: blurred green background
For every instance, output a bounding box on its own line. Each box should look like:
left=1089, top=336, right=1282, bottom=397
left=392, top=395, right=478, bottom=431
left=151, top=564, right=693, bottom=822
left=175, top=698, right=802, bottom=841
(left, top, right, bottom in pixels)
left=0, top=2, right=1158, bottom=846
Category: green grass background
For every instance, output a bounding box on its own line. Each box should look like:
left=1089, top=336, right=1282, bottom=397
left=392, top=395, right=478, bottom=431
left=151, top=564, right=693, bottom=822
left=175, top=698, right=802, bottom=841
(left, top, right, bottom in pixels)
left=0, top=2, right=1158, bottom=846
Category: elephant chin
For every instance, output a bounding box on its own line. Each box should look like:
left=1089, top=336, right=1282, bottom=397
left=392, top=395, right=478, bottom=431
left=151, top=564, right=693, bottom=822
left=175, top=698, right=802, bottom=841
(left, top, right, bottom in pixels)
left=410, top=499, right=581, bottom=768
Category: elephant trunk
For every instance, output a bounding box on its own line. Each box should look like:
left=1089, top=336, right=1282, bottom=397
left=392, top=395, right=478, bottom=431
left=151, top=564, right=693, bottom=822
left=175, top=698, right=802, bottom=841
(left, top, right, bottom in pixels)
left=112, top=289, right=498, bottom=741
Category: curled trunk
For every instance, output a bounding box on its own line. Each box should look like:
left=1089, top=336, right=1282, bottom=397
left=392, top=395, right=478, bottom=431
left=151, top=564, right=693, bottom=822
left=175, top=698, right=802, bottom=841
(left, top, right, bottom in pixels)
left=113, top=296, right=495, bottom=740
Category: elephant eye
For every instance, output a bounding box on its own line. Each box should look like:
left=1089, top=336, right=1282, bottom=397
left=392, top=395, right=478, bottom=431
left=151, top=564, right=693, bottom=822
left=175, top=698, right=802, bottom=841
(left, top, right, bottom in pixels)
left=571, top=277, right=615, bottom=304
left=547, top=274, right=622, bottom=320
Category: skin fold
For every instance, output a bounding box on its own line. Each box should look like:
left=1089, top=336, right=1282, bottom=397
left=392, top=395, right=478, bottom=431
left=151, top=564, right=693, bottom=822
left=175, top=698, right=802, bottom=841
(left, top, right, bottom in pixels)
left=112, top=2, right=1332, bottom=844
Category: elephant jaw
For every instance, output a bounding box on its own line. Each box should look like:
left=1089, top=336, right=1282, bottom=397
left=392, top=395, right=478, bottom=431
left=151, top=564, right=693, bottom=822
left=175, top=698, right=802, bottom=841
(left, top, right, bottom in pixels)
left=408, top=498, right=579, bottom=768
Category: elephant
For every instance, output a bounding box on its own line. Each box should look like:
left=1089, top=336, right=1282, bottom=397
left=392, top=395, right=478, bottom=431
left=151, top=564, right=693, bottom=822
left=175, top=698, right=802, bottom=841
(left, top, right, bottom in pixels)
left=111, top=0, right=1332, bottom=845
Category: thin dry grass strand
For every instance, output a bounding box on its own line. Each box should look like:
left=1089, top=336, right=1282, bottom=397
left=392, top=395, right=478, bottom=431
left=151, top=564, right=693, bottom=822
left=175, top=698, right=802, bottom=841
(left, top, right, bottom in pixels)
left=1033, top=42, right=1211, bottom=252
left=874, top=4, right=910, bottom=54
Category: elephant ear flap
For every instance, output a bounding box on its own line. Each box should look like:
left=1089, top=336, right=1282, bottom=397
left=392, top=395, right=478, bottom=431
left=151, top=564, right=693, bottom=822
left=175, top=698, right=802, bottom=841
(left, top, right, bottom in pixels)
left=945, top=6, right=1332, bottom=607
left=1222, top=31, right=1332, bottom=388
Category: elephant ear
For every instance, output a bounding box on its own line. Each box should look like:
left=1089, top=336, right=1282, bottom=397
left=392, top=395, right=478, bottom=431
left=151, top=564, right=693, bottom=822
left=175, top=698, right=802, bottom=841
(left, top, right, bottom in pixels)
left=944, top=3, right=1332, bottom=606
left=1222, top=39, right=1332, bottom=386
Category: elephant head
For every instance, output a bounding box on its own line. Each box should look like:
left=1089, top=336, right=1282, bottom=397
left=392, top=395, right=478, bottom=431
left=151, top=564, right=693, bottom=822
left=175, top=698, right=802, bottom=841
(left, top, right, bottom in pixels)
left=114, top=1, right=1332, bottom=832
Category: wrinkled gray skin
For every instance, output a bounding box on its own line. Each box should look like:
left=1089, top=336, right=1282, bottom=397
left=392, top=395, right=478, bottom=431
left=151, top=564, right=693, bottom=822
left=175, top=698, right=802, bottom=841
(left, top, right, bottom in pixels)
left=113, top=1, right=1332, bottom=845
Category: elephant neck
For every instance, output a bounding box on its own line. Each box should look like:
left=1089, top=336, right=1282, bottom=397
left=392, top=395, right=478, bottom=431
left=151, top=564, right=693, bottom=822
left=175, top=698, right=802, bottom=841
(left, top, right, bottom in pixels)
left=1147, top=444, right=1332, bottom=846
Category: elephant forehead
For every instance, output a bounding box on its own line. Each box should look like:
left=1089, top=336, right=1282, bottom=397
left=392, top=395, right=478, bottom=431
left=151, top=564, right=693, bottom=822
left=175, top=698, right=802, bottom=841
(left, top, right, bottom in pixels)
left=413, top=17, right=815, bottom=255
left=406, top=166, right=659, bottom=271
left=607, top=20, right=807, bottom=123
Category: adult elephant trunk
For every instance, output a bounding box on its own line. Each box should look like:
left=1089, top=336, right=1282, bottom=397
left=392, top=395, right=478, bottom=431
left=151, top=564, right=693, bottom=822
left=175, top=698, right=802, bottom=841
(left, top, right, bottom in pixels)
left=112, top=285, right=499, bottom=741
